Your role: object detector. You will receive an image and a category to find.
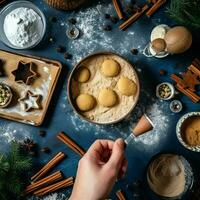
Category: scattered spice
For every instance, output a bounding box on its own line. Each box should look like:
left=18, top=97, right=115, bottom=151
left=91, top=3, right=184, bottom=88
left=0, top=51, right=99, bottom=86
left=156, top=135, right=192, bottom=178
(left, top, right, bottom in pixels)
left=170, top=100, right=183, bottom=113
left=56, top=45, right=65, bottom=53
left=29, top=151, right=37, bottom=157
left=159, top=69, right=167, bottom=76
left=103, top=25, right=112, bottom=31
left=64, top=52, right=72, bottom=59
left=68, top=18, right=76, bottom=25
left=41, top=147, right=51, bottom=154
left=21, top=138, right=37, bottom=152
left=39, top=130, right=46, bottom=137
left=110, top=16, right=118, bottom=24
left=49, top=16, right=57, bottom=23
left=130, top=48, right=138, bottom=55
left=66, top=26, right=80, bottom=40
left=104, top=13, right=110, bottom=19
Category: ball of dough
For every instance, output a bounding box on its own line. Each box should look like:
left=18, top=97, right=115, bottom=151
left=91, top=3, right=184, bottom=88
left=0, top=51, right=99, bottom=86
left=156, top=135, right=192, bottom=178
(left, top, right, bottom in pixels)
left=76, top=94, right=96, bottom=111
left=75, top=67, right=90, bottom=83
left=117, top=77, right=137, bottom=96
left=98, top=88, right=117, bottom=107
left=101, top=59, right=120, bottom=77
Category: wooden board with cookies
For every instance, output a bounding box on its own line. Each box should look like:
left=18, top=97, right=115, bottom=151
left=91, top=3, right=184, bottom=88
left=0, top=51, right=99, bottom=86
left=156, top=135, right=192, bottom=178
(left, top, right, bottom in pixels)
left=0, top=50, right=62, bottom=126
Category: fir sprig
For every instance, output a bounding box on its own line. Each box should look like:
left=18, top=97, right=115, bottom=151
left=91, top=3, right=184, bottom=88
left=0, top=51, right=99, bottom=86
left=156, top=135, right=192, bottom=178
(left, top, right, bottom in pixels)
left=166, top=0, right=200, bottom=29
left=0, top=142, right=32, bottom=200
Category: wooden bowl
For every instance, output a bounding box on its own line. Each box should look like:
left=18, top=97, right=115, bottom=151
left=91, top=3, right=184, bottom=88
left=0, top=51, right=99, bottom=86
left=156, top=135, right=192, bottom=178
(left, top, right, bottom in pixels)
left=176, top=112, right=200, bottom=152
left=67, top=52, right=140, bottom=125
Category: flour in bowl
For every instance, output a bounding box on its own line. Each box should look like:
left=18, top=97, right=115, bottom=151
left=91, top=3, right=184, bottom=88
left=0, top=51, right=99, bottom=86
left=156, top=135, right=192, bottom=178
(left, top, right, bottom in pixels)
left=3, top=7, right=43, bottom=48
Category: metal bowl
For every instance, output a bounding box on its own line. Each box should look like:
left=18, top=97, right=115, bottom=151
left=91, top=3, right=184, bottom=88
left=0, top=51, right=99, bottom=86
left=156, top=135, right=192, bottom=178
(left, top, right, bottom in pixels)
left=176, top=112, right=200, bottom=152
left=0, top=1, right=46, bottom=49
left=67, top=52, right=140, bottom=125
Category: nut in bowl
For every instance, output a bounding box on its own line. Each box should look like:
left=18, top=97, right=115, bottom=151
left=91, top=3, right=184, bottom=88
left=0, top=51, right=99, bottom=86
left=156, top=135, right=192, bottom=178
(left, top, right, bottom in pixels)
left=0, top=83, right=13, bottom=108
left=176, top=112, right=200, bottom=152
left=156, top=82, right=175, bottom=100
left=68, top=52, right=140, bottom=125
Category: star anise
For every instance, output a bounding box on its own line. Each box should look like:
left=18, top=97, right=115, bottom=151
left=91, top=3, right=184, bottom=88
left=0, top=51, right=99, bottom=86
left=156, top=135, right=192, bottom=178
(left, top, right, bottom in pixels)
left=20, top=138, right=36, bottom=152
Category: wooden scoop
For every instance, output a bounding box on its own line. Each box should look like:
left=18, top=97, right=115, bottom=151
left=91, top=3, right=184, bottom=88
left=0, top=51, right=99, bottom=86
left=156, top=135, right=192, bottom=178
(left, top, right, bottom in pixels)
left=125, top=114, right=154, bottom=145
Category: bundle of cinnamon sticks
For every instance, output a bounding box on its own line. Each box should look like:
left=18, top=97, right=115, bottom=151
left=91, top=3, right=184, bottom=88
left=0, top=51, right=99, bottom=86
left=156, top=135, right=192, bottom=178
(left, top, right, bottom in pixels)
left=26, top=132, right=86, bottom=197
left=112, top=0, right=167, bottom=30
left=171, top=58, right=200, bottom=103
left=25, top=152, right=74, bottom=197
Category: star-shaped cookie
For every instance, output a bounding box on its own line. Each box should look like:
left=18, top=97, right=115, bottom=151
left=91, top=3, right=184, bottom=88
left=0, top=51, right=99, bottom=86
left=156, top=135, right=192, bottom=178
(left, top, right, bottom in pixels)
left=12, top=61, right=37, bottom=85
left=18, top=90, right=41, bottom=112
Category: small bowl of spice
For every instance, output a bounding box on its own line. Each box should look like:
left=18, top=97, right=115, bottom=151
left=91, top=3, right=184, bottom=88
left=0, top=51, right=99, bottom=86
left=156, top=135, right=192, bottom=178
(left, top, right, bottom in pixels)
left=0, top=83, right=13, bottom=108
left=176, top=112, right=200, bottom=152
left=0, top=1, right=46, bottom=49
left=156, top=82, right=175, bottom=100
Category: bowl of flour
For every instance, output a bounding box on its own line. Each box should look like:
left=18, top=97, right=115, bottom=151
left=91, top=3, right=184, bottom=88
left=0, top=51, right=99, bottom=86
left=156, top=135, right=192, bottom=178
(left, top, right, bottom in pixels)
left=0, top=1, right=46, bottom=49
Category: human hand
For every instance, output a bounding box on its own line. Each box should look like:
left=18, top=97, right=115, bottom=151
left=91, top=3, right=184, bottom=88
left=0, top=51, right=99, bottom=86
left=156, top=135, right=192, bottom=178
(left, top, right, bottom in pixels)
left=69, top=139, right=128, bottom=200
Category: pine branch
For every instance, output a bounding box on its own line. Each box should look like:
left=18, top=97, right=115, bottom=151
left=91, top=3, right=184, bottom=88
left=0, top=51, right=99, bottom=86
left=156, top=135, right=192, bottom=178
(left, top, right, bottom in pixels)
left=166, top=0, right=200, bottom=29
left=0, top=142, right=32, bottom=200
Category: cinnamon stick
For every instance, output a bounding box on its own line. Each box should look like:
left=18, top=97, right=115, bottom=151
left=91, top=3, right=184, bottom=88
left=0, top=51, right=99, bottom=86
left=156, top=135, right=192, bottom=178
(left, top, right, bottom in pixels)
left=176, top=84, right=200, bottom=103
left=112, top=0, right=124, bottom=19
left=171, top=74, right=187, bottom=88
left=188, top=64, right=200, bottom=77
left=192, top=58, right=200, bottom=67
left=31, top=152, right=65, bottom=182
left=57, top=132, right=86, bottom=157
left=119, top=4, right=149, bottom=30
left=116, top=190, right=126, bottom=200
left=34, top=177, right=74, bottom=197
left=146, top=0, right=166, bottom=17
left=25, top=171, right=63, bottom=194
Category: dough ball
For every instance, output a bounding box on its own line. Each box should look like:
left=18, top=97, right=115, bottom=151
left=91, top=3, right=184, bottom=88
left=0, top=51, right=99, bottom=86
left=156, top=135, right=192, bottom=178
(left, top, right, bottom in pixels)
left=117, top=77, right=137, bottom=96
left=75, top=67, right=90, bottom=83
left=76, top=94, right=96, bottom=111
left=101, top=59, right=120, bottom=77
left=98, top=88, right=117, bottom=107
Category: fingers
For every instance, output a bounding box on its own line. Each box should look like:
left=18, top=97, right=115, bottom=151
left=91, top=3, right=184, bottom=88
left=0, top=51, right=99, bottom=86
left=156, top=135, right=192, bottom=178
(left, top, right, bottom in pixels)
left=118, top=158, right=128, bottom=179
left=86, top=140, right=114, bottom=161
left=107, top=138, right=125, bottom=171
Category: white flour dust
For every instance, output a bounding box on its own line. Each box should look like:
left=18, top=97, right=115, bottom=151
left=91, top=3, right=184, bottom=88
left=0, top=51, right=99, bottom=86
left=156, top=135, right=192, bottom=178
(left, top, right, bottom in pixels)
left=134, top=102, right=169, bottom=147
left=0, top=122, right=31, bottom=148
left=60, top=2, right=143, bottom=64
left=27, top=193, right=67, bottom=200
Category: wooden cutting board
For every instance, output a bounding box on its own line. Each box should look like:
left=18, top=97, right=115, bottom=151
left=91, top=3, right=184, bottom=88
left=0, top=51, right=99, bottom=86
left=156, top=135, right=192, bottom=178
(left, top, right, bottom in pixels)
left=0, top=50, right=62, bottom=126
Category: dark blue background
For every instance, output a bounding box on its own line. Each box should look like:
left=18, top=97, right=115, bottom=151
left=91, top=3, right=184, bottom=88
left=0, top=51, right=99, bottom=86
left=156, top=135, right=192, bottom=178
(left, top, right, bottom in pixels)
left=0, top=0, right=200, bottom=199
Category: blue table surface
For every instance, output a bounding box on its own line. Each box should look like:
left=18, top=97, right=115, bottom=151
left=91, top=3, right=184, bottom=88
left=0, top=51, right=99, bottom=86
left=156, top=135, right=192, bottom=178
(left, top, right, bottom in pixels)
left=0, top=0, right=200, bottom=199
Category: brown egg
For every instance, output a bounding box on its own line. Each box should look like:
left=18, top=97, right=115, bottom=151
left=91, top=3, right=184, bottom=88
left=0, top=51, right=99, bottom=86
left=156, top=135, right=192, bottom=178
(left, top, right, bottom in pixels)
left=151, top=38, right=166, bottom=53
left=164, top=26, right=192, bottom=54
